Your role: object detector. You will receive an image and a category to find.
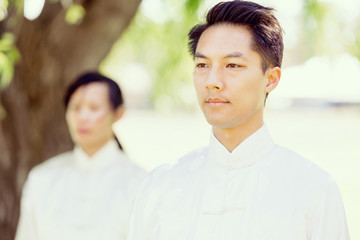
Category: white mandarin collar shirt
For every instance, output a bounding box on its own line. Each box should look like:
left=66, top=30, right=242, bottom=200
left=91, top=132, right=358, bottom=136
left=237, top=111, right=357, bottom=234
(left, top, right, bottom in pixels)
left=16, top=139, right=147, bottom=240
left=73, top=139, right=121, bottom=170
left=128, top=125, right=349, bottom=240
left=209, top=125, right=276, bottom=169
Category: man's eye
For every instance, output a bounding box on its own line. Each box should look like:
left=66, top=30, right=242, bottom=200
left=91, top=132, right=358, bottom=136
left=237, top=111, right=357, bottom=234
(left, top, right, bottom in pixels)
left=196, top=63, right=208, bottom=68
left=227, top=63, right=241, bottom=68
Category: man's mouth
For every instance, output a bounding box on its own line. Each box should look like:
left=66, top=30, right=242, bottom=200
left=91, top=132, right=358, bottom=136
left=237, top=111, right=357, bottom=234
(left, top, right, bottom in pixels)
left=206, top=97, right=230, bottom=104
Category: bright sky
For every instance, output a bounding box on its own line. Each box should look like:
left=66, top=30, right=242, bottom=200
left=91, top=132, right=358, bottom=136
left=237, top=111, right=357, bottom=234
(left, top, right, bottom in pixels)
left=24, top=0, right=45, bottom=20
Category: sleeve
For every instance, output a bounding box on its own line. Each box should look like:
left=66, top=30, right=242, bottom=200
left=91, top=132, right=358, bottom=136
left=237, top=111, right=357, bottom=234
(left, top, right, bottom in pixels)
left=307, top=177, right=350, bottom=240
left=120, top=165, right=148, bottom=239
left=15, top=172, right=39, bottom=240
left=127, top=165, right=169, bottom=240
left=127, top=176, right=152, bottom=240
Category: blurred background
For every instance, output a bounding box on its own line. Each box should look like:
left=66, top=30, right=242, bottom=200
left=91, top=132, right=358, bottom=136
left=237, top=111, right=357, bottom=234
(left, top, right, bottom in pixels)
left=0, top=0, right=359, bottom=239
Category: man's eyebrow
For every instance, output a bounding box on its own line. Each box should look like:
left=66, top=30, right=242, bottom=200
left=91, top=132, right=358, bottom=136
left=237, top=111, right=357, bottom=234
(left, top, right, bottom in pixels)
left=224, top=52, right=248, bottom=59
left=194, top=52, right=207, bottom=59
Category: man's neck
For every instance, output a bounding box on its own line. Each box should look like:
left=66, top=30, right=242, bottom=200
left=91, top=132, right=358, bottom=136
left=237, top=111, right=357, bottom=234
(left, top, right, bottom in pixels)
left=213, top=120, right=264, bottom=153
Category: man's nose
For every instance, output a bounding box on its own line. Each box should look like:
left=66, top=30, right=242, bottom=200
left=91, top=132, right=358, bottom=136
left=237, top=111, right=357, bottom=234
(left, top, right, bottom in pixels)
left=205, top=67, right=224, bottom=91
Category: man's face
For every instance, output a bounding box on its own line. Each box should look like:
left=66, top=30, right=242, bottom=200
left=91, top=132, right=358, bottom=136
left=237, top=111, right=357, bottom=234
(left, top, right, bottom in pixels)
left=193, top=24, right=275, bottom=132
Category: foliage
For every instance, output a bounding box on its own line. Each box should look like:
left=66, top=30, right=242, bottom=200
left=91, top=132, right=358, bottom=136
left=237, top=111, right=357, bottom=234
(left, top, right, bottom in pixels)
left=0, top=32, right=19, bottom=89
left=65, top=4, right=85, bottom=25
left=300, top=0, right=360, bottom=61
left=301, top=0, right=333, bottom=58
left=347, top=23, right=360, bottom=61
left=0, top=0, right=20, bottom=90
left=101, top=0, right=205, bottom=111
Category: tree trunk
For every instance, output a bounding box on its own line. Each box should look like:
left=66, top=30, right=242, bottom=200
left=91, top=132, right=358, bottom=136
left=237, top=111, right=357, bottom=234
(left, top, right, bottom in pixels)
left=0, top=0, right=141, bottom=238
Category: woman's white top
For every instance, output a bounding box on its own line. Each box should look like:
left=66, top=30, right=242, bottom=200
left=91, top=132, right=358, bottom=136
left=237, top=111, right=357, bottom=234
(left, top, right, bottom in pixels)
left=128, top=125, right=349, bottom=240
left=16, top=139, right=147, bottom=240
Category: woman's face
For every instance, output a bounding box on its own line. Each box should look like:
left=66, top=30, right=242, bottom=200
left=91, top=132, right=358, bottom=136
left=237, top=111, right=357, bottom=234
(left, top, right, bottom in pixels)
left=66, top=82, right=119, bottom=155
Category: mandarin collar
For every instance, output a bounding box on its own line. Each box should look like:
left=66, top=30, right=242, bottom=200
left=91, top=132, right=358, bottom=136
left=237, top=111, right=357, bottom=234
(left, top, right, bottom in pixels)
left=208, top=125, right=275, bottom=170
left=73, top=139, right=122, bottom=171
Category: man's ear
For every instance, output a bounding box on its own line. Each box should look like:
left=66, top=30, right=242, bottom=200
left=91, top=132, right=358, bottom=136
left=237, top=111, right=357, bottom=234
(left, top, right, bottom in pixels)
left=114, top=106, right=125, bottom=122
left=265, top=67, right=281, bottom=93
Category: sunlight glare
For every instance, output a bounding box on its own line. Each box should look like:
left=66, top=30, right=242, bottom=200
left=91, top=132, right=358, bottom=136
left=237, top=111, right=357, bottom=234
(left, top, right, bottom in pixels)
left=24, top=0, right=45, bottom=20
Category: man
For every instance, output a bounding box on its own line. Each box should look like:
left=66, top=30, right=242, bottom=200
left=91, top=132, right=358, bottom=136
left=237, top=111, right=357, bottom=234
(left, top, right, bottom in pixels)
left=128, top=1, right=350, bottom=239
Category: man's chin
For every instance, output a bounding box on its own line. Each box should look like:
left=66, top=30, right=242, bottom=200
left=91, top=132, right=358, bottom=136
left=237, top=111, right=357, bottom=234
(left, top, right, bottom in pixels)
left=205, top=118, right=232, bottom=129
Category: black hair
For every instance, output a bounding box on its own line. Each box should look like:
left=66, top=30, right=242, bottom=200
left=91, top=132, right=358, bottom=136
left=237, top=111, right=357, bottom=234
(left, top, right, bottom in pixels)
left=64, top=71, right=124, bottom=150
left=188, top=0, right=284, bottom=72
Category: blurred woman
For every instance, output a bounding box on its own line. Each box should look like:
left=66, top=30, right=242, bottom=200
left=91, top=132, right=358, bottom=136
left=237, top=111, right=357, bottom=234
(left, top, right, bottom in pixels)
left=16, top=72, right=147, bottom=240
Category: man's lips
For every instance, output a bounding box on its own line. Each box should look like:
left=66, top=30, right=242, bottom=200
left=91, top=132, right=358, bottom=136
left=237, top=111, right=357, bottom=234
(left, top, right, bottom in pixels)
left=206, top=97, right=230, bottom=104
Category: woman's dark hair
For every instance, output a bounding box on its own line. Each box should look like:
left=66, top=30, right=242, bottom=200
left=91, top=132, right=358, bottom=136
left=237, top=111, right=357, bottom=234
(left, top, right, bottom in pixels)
left=188, top=0, right=284, bottom=72
left=64, top=71, right=124, bottom=150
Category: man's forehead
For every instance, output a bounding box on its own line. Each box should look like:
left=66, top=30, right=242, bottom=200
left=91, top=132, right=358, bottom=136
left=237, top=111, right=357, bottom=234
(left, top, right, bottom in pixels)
left=194, top=51, right=249, bottom=61
left=196, top=24, right=253, bottom=54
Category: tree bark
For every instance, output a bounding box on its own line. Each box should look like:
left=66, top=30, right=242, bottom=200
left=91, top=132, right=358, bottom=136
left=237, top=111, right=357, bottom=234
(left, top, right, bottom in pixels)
left=0, top=0, right=141, bottom=238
